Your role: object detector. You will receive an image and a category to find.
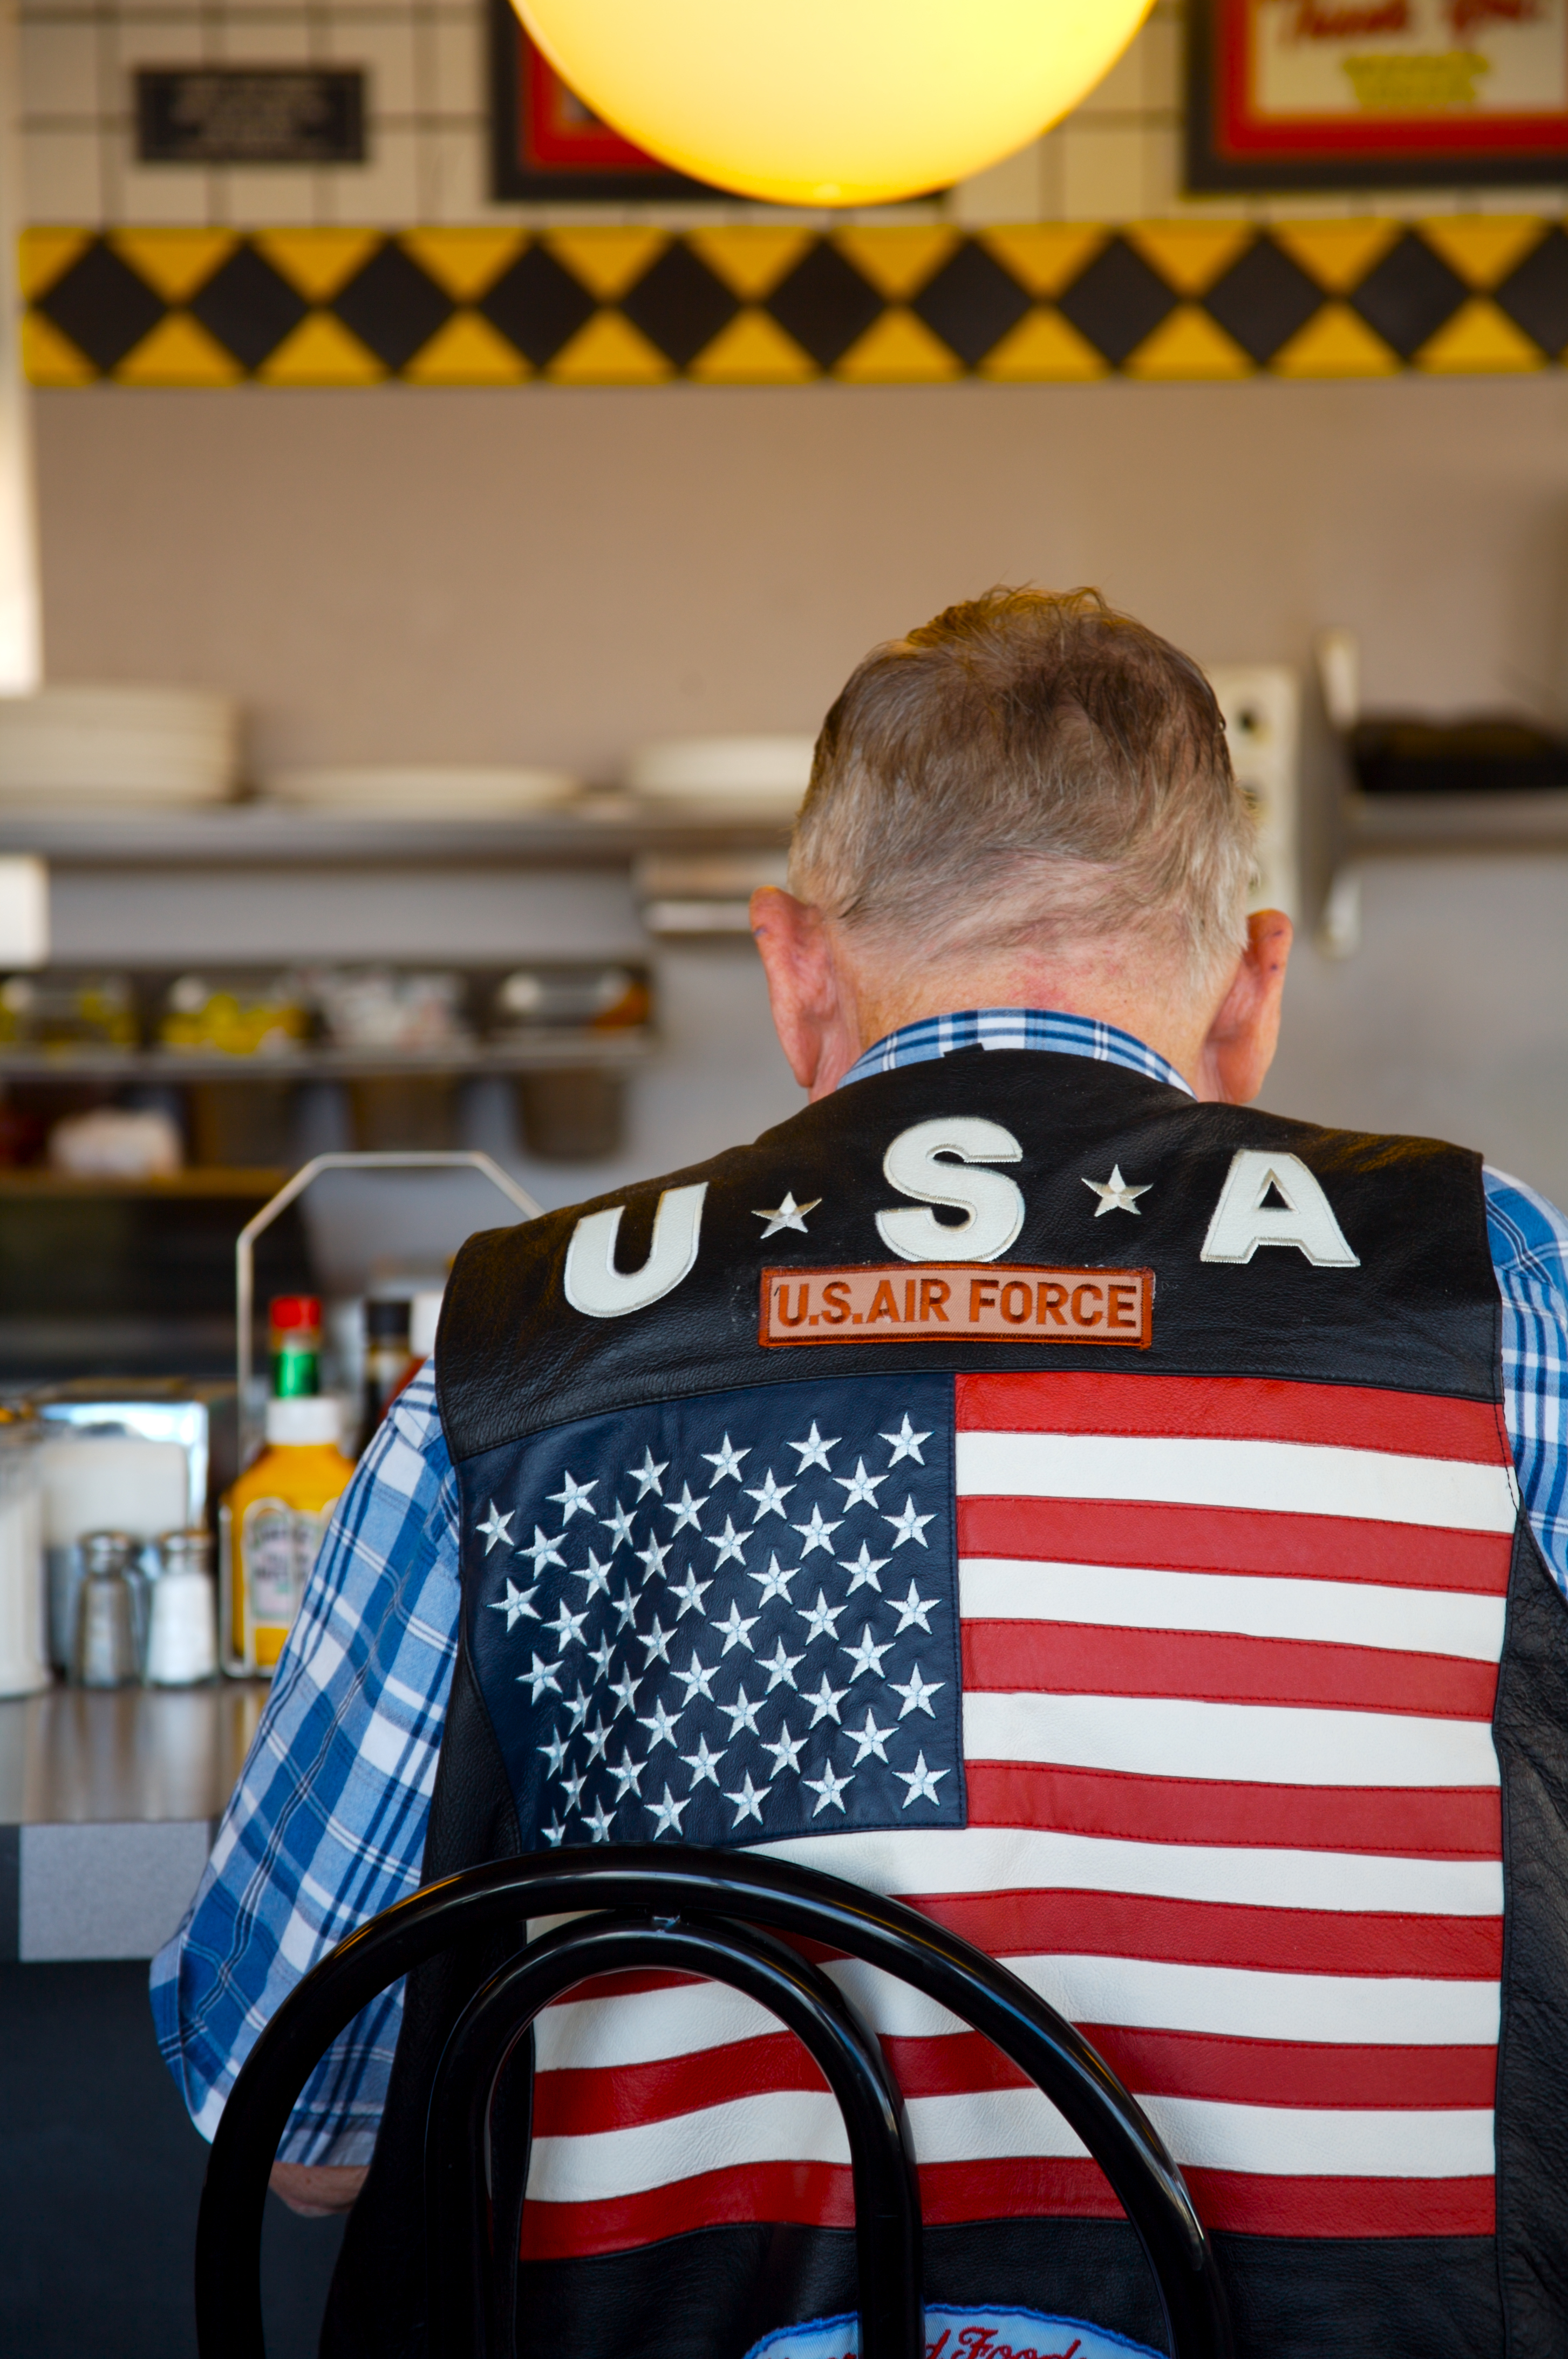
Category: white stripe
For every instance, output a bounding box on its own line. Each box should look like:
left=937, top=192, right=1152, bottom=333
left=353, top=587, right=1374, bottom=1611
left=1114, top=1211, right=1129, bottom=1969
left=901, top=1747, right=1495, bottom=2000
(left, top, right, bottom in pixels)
left=525, top=2088, right=1493, bottom=2203
left=756, top=1825, right=1502, bottom=1914
left=956, top=1431, right=1517, bottom=1533
left=964, top=1689, right=1501, bottom=1791
left=532, top=1954, right=1499, bottom=2071
left=959, top=1558, right=1507, bottom=1662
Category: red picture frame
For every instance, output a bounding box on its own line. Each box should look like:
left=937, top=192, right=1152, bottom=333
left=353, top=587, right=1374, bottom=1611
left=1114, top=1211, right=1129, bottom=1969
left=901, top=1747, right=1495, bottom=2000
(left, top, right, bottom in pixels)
left=489, top=0, right=725, bottom=200
left=1188, top=0, right=1568, bottom=188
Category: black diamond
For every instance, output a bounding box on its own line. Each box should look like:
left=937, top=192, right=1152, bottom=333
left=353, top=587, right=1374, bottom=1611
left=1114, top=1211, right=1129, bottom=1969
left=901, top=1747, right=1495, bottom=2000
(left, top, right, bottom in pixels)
left=479, top=243, right=597, bottom=368
left=331, top=242, right=453, bottom=372
left=765, top=241, right=882, bottom=370
left=190, top=245, right=309, bottom=371
left=911, top=242, right=1031, bottom=370
left=1204, top=236, right=1323, bottom=365
left=1351, top=233, right=1467, bottom=360
left=1055, top=237, right=1176, bottom=368
left=36, top=242, right=164, bottom=373
left=1495, top=227, right=1568, bottom=357
left=619, top=243, right=740, bottom=369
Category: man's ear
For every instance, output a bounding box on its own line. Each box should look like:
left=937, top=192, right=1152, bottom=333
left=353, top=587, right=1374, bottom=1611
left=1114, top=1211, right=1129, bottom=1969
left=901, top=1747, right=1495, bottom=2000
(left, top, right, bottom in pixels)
left=750, top=888, right=862, bottom=1099
left=1193, top=909, right=1293, bottom=1105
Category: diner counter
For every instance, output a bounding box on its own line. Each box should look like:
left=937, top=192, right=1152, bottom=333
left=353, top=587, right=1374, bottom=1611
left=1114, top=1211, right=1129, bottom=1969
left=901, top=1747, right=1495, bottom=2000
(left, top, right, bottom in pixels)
left=0, top=1682, right=263, bottom=1962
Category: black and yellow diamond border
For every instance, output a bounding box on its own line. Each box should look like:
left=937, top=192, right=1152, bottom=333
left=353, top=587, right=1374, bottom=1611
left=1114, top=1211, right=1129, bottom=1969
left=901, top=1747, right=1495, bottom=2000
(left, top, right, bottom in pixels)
left=21, top=217, right=1568, bottom=388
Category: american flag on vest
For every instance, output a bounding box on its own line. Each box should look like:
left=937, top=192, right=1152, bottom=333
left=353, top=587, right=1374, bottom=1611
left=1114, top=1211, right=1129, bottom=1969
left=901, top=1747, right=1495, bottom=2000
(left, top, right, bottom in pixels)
left=464, top=1367, right=1518, bottom=2263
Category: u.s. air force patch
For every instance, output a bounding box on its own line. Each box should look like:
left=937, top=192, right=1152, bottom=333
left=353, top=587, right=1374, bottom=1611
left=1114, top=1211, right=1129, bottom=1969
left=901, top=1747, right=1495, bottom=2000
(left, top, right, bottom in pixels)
left=759, top=1264, right=1152, bottom=1347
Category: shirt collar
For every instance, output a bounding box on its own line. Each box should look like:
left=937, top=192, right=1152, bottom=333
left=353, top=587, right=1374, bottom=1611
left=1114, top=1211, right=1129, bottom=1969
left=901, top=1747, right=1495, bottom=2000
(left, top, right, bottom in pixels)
left=836, top=1007, right=1193, bottom=1097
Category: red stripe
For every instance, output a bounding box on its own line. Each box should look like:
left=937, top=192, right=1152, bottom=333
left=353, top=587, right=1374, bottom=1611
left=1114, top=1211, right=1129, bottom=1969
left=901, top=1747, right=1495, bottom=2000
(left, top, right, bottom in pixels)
left=957, top=1373, right=1505, bottom=1462
left=965, top=1760, right=1503, bottom=1858
left=911, top=1889, right=1503, bottom=1978
left=533, top=2036, right=826, bottom=2135
left=960, top=1621, right=1498, bottom=1719
left=1074, top=2026, right=1496, bottom=2111
left=958, top=1496, right=1513, bottom=1594
left=519, top=2157, right=1494, bottom=2254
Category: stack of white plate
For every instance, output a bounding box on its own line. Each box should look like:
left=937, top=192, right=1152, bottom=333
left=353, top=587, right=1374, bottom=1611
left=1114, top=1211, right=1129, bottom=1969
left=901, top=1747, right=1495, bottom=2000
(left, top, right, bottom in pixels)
left=623, top=735, right=815, bottom=817
left=264, top=766, right=580, bottom=817
left=0, top=686, right=240, bottom=806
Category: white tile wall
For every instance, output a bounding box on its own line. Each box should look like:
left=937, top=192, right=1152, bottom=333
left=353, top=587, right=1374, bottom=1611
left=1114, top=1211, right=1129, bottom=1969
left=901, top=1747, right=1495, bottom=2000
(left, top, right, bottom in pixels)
left=16, top=0, right=1568, bottom=229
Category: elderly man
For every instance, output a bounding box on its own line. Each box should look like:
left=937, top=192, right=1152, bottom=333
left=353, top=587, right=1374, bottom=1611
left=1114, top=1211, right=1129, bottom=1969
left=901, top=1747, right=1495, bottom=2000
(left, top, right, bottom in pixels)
left=156, top=589, right=1568, bottom=2359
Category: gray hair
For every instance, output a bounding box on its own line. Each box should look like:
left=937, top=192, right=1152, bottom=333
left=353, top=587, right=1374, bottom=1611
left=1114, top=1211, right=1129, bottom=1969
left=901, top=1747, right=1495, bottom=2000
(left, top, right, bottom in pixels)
left=789, top=587, right=1256, bottom=985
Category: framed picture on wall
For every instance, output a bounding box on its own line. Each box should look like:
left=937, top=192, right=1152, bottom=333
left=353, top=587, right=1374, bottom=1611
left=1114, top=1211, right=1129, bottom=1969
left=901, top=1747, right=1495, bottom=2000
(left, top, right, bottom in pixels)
left=489, top=0, right=726, bottom=200
left=1187, top=0, right=1568, bottom=189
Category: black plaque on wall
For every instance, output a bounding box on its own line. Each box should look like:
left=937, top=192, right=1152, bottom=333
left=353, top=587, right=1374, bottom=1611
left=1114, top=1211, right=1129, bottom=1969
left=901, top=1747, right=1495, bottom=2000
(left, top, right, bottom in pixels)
left=136, top=67, right=365, bottom=165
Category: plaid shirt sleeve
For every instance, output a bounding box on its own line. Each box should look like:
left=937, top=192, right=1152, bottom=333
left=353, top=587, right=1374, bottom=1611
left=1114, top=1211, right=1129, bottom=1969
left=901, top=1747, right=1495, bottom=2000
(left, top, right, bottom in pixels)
left=1485, top=1165, right=1568, bottom=1602
left=149, top=1363, right=461, bottom=2166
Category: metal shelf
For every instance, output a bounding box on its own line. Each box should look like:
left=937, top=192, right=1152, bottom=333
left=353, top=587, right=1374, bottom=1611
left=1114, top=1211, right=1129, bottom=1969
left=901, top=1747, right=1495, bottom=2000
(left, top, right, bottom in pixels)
left=0, top=1029, right=651, bottom=1083
left=0, top=799, right=793, bottom=870
left=1321, top=792, right=1568, bottom=957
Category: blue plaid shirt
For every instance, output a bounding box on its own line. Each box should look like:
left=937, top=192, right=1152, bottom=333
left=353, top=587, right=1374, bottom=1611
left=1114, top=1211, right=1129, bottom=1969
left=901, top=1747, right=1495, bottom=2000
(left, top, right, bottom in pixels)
left=152, top=1009, right=1568, bottom=2164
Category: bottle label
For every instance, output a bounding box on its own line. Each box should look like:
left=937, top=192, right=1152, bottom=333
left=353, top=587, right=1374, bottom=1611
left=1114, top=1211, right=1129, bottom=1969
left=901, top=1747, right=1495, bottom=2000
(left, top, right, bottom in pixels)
left=241, top=1495, right=338, bottom=1666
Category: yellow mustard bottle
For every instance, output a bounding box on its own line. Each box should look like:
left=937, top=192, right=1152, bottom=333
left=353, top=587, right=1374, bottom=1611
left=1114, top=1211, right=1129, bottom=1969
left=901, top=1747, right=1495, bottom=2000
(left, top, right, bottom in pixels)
left=220, top=1396, right=354, bottom=1676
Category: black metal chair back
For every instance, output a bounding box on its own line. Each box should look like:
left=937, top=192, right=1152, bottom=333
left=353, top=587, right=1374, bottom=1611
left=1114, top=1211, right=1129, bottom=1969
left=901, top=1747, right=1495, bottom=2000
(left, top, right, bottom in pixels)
left=195, top=1845, right=1233, bottom=2359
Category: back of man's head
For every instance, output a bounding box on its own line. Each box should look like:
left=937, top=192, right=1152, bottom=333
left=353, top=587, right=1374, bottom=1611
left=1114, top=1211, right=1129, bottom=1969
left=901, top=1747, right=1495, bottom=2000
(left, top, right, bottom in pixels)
left=790, top=587, right=1255, bottom=991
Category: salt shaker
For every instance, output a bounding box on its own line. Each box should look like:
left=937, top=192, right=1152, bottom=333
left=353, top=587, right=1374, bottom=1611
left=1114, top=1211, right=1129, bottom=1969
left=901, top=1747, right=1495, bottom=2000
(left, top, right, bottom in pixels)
left=72, top=1531, right=141, bottom=1687
left=146, top=1528, right=218, bottom=1686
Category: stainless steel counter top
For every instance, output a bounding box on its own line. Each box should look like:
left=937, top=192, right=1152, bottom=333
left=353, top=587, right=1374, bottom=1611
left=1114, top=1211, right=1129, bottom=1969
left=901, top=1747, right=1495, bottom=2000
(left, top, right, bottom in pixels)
left=0, top=1683, right=264, bottom=1964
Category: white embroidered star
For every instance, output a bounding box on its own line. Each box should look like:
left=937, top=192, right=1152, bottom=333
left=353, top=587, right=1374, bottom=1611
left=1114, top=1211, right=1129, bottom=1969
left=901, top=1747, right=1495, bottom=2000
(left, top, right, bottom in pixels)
left=608, top=1665, right=639, bottom=1718
left=600, top=1500, right=637, bottom=1553
left=891, top=1579, right=939, bottom=1634
left=560, top=1764, right=586, bottom=1811
left=1082, top=1163, right=1152, bottom=1217
left=759, top=1637, right=804, bottom=1693
left=518, top=1525, right=567, bottom=1576
left=537, top=1726, right=570, bottom=1776
left=548, top=1470, right=598, bottom=1523
left=842, top=1624, right=893, bottom=1683
left=668, top=1565, right=712, bottom=1619
left=842, top=1543, right=889, bottom=1596
left=611, top=1581, right=638, bottom=1632
left=707, top=1517, right=748, bottom=1568
left=803, top=1759, right=855, bottom=1816
left=541, top=1815, right=567, bottom=1847
left=542, top=1600, right=588, bottom=1654
left=573, top=1549, right=614, bottom=1603
left=714, top=1599, right=759, bottom=1655
left=884, top=1496, right=935, bottom=1550
left=638, top=1614, right=673, bottom=1667
left=519, top=1653, right=562, bottom=1703
left=565, top=1681, right=593, bottom=1731
left=475, top=1501, right=514, bottom=1554
left=488, top=1577, right=539, bottom=1632
left=881, top=1415, right=931, bottom=1465
left=636, top=1530, right=672, bottom=1580
left=745, top=1468, right=795, bottom=1523
left=673, top=1649, right=718, bottom=1707
left=628, top=1448, right=669, bottom=1499
left=788, top=1422, right=840, bottom=1473
left=665, top=1483, right=707, bottom=1534
left=681, top=1731, right=725, bottom=1787
left=720, top=1683, right=763, bottom=1739
left=703, top=1434, right=750, bottom=1484
left=804, top=1672, right=848, bottom=1727
left=896, top=1750, right=951, bottom=1808
left=608, top=1746, right=645, bottom=1801
left=583, top=1797, right=617, bottom=1843
left=761, top=1721, right=807, bottom=1776
left=753, top=1190, right=822, bottom=1239
left=848, top=1708, right=894, bottom=1765
left=646, top=1784, right=690, bottom=1837
left=586, top=1634, right=613, bottom=1684
left=793, top=1503, right=842, bottom=1557
left=583, top=1712, right=612, bottom=1764
left=796, top=1590, right=844, bottom=1646
left=724, top=1771, right=770, bottom=1828
left=834, top=1458, right=887, bottom=1511
left=891, top=1662, right=944, bottom=1719
left=638, top=1695, right=682, bottom=1753
left=750, top=1553, right=797, bottom=1607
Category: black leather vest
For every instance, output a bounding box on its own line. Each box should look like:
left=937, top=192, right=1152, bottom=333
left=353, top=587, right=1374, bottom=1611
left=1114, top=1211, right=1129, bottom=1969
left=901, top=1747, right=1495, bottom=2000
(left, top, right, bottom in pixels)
left=322, top=1052, right=1568, bottom=2359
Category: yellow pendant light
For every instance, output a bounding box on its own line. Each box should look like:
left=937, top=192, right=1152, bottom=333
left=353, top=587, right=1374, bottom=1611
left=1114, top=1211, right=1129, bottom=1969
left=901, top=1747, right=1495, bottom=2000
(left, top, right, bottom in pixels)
left=513, top=0, right=1156, bottom=208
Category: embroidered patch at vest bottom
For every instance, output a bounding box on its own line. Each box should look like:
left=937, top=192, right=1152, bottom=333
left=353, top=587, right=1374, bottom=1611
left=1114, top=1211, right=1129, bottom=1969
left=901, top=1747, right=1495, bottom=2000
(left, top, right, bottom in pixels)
left=744, top=2305, right=1161, bottom=2359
